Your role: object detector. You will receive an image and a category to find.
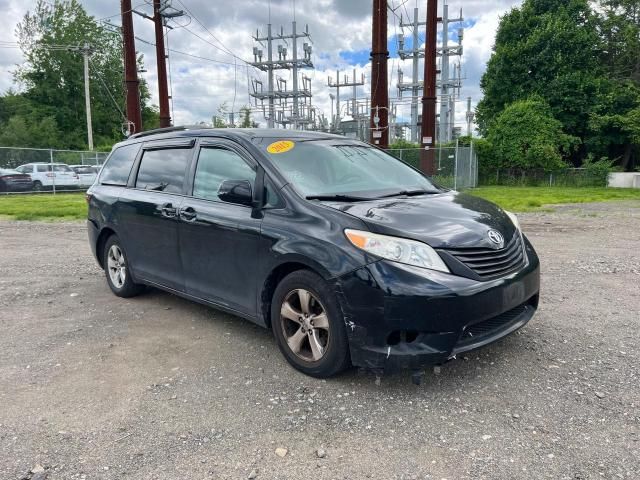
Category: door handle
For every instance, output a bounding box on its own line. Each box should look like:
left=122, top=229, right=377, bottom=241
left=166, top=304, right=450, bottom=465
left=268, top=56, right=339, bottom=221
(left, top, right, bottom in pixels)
left=160, top=203, right=177, bottom=218
left=179, top=206, right=197, bottom=222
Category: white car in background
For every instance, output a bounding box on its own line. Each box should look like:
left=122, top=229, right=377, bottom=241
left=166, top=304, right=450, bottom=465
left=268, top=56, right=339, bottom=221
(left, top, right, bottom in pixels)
left=71, top=165, right=100, bottom=187
left=15, top=163, right=80, bottom=191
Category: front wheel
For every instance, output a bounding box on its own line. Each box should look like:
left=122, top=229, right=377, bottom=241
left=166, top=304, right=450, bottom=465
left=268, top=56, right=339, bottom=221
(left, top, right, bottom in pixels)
left=32, top=181, right=43, bottom=191
left=103, top=235, right=144, bottom=298
left=271, top=270, right=350, bottom=378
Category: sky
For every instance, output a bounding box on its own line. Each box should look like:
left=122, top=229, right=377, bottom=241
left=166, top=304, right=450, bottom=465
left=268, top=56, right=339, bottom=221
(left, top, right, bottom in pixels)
left=0, top=0, right=524, bottom=135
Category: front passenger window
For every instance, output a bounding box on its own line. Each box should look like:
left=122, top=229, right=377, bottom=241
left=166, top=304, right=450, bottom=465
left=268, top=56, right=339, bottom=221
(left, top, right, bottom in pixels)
left=193, top=148, right=256, bottom=202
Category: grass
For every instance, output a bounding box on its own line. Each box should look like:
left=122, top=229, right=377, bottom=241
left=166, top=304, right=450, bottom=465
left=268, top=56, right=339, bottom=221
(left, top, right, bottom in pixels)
left=0, top=187, right=639, bottom=220
left=468, top=186, right=640, bottom=212
left=0, top=193, right=87, bottom=221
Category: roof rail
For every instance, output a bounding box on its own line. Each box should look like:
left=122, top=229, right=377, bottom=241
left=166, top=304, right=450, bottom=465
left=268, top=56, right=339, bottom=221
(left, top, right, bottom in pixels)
left=128, top=125, right=213, bottom=140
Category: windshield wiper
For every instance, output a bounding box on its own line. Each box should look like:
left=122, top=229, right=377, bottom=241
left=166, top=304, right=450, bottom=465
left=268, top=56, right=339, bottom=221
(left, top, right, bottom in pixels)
left=306, top=194, right=373, bottom=202
left=377, top=189, right=440, bottom=198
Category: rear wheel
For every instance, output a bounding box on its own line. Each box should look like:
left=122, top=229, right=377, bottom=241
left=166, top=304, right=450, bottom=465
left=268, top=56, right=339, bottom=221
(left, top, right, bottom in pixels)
left=271, top=270, right=350, bottom=378
left=103, top=235, right=144, bottom=298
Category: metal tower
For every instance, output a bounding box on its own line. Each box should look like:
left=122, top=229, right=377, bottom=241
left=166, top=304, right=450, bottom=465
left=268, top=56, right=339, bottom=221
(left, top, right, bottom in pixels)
left=397, top=2, right=464, bottom=143
left=250, top=21, right=314, bottom=128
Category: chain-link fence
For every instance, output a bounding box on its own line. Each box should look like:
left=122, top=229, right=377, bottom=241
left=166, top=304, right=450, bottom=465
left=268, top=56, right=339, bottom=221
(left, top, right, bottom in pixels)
left=387, top=146, right=478, bottom=189
left=0, top=147, right=109, bottom=194
left=0, top=147, right=108, bottom=169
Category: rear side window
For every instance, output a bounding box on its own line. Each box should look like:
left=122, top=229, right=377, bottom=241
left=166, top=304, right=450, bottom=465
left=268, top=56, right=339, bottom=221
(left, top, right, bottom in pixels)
left=193, top=148, right=256, bottom=202
left=37, top=165, right=49, bottom=173
left=100, top=144, right=140, bottom=186
left=53, top=165, right=72, bottom=172
left=135, top=148, right=191, bottom=193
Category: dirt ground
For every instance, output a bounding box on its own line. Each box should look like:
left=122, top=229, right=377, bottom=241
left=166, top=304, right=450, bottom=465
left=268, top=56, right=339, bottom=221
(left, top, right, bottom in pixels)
left=0, top=201, right=639, bottom=480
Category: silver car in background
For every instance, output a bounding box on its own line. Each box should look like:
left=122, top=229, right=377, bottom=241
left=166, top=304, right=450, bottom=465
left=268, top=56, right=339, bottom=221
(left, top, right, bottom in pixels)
left=71, top=165, right=100, bottom=187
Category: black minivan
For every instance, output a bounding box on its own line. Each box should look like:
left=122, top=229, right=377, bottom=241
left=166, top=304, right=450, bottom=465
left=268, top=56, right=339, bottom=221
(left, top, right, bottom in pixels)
left=87, top=127, right=540, bottom=378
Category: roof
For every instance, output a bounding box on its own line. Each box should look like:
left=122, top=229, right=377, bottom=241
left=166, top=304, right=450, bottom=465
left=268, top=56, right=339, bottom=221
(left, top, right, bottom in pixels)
left=126, top=126, right=347, bottom=143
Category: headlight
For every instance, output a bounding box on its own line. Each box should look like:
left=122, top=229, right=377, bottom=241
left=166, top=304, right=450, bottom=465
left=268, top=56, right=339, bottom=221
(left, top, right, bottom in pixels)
left=505, top=210, right=520, bottom=231
left=345, top=229, right=450, bottom=273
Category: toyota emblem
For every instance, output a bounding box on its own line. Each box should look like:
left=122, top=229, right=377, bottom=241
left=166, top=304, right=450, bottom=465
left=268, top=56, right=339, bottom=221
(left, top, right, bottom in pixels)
left=488, top=229, right=504, bottom=247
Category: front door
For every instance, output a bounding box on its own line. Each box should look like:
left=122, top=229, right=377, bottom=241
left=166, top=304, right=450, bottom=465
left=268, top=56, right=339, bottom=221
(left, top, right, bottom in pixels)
left=117, top=143, right=193, bottom=291
left=178, top=142, right=262, bottom=315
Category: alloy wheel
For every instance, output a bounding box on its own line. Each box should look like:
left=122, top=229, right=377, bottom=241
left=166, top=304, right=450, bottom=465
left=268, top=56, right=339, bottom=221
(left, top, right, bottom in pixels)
left=280, top=289, right=330, bottom=362
left=107, top=244, right=126, bottom=289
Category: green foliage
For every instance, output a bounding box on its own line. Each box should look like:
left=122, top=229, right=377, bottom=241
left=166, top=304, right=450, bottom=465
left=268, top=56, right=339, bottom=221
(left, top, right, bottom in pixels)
left=485, top=98, right=575, bottom=171
left=0, top=193, right=86, bottom=221
left=389, top=139, right=419, bottom=149
left=238, top=105, right=255, bottom=128
left=477, top=0, right=640, bottom=170
left=470, top=186, right=640, bottom=212
left=0, top=0, right=158, bottom=149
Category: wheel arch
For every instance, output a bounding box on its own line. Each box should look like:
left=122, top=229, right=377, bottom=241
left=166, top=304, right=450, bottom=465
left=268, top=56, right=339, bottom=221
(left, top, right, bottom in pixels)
left=260, top=258, right=331, bottom=328
left=95, top=227, right=117, bottom=269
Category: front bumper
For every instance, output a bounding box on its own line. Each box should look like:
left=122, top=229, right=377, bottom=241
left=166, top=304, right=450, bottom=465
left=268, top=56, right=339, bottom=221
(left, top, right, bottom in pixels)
left=336, top=236, right=540, bottom=372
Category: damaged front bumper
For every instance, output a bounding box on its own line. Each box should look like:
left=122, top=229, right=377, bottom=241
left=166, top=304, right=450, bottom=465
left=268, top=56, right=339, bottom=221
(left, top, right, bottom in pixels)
left=335, top=237, right=540, bottom=373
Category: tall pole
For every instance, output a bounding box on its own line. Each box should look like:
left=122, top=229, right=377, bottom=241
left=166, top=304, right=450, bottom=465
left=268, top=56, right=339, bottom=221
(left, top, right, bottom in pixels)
left=266, top=24, right=275, bottom=128
left=153, top=0, right=171, bottom=127
left=122, top=0, right=142, bottom=135
left=292, top=21, right=299, bottom=129
left=420, top=0, right=437, bottom=174
left=439, top=2, right=450, bottom=144
left=370, top=0, right=389, bottom=148
left=411, top=7, right=419, bottom=143
left=82, top=43, right=94, bottom=150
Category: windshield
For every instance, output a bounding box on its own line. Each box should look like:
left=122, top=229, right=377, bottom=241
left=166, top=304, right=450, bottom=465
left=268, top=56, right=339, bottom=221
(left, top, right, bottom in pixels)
left=259, top=139, right=440, bottom=199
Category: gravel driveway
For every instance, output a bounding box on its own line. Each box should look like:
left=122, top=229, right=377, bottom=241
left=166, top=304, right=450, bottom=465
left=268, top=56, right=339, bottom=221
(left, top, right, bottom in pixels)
left=0, top=201, right=638, bottom=480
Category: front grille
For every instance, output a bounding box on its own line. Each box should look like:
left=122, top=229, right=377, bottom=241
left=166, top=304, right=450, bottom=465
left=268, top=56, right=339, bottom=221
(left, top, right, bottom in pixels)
left=455, top=302, right=532, bottom=350
left=445, top=233, right=525, bottom=280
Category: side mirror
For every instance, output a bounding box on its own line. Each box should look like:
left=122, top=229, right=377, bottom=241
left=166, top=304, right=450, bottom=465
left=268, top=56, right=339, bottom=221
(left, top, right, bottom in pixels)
left=218, top=179, right=254, bottom=206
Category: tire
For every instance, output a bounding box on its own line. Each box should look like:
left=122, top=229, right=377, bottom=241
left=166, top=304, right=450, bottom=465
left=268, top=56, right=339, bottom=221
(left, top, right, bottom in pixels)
left=102, top=235, right=144, bottom=298
left=32, top=181, right=43, bottom=191
left=271, top=270, right=350, bottom=378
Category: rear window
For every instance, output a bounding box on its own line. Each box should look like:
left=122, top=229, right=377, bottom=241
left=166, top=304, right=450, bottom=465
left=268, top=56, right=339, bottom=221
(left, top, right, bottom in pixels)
left=100, top=144, right=140, bottom=186
left=135, top=148, right=191, bottom=193
left=74, top=166, right=96, bottom=174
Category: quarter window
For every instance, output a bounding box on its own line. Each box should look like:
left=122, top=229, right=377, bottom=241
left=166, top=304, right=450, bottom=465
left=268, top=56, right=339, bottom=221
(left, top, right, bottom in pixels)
left=100, top=143, right=140, bottom=186
left=135, top=148, right=191, bottom=193
left=193, top=148, right=256, bottom=202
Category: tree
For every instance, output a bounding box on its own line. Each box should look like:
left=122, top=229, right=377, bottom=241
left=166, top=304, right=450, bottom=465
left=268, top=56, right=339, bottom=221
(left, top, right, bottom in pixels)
left=477, top=0, right=639, bottom=169
left=3, top=0, right=158, bottom=149
left=212, top=102, right=229, bottom=128
left=238, top=105, right=255, bottom=128
left=486, top=98, right=575, bottom=171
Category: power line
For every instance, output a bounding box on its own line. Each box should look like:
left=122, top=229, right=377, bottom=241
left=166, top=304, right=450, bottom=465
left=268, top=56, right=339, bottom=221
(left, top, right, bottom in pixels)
left=173, top=0, right=246, bottom=63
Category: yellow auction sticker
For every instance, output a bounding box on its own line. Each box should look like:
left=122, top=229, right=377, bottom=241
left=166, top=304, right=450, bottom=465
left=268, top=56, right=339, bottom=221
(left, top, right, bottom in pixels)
left=267, top=140, right=295, bottom=154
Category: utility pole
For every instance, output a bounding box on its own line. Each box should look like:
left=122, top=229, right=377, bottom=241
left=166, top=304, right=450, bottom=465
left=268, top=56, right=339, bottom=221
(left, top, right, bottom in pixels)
left=438, top=1, right=463, bottom=143
left=121, top=0, right=142, bottom=135
left=370, top=0, right=389, bottom=148
left=81, top=43, right=94, bottom=150
left=465, top=96, right=474, bottom=137
left=329, top=93, right=335, bottom=131
left=328, top=69, right=364, bottom=135
left=153, top=0, right=171, bottom=127
left=420, top=0, right=437, bottom=174
left=251, top=22, right=314, bottom=129
left=397, top=8, right=426, bottom=143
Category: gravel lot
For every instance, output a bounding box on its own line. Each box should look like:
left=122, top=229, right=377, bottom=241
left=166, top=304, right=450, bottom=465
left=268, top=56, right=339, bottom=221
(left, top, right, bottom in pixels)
left=1, top=201, right=639, bottom=480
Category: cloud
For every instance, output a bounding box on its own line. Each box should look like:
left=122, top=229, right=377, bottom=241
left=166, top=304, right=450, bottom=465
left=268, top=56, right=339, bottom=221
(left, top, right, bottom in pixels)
left=0, top=0, right=523, bottom=135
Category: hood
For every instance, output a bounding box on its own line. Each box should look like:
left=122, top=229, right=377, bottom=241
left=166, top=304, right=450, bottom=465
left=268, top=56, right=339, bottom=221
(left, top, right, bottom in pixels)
left=322, top=191, right=517, bottom=249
